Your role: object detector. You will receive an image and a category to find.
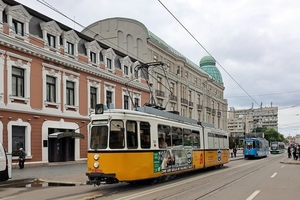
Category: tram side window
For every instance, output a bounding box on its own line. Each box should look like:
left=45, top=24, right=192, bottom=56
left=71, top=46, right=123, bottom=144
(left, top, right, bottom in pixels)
left=127, top=120, right=137, bottom=149
left=191, top=130, right=200, bottom=148
left=183, top=129, right=192, bottom=146
left=109, top=120, right=124, bottom=149
left=158, top=124, right=170, bottom=148
left=140, top=121, right=151, bottom=148
left=90, top=126, right=108, bottom=149
left=172, top=127, right=182, bottom=146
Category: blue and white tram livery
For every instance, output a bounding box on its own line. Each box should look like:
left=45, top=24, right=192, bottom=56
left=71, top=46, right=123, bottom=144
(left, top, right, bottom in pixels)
left=244, top=137, right=269, bottom=158
left=86, top=104, right=229, bottom=186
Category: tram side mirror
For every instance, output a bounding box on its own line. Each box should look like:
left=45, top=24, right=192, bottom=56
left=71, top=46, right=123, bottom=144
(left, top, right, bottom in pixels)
left=95, top=104, right=104, bottom=114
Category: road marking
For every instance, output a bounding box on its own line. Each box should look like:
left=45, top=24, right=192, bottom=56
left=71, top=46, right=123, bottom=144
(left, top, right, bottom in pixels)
left=246, top=190, right=260, bottom=200
left=270, top=172, right=277, bottom=178
left=114, top=160, right=263, bottom=200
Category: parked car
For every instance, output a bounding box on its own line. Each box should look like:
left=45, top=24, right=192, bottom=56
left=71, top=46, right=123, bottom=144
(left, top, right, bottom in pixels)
left=0, top=143, right=9, bottom=182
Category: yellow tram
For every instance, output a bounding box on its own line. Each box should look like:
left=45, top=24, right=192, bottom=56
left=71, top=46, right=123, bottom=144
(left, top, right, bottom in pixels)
left=86, top=104, right=229, bottom=186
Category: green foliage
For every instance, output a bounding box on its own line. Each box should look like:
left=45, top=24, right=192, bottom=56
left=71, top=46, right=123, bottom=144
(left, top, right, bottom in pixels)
left=264, top=128, right=285, bottom=142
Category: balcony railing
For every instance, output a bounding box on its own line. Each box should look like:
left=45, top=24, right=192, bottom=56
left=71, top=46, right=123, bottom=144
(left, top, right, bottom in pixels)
left=170, top=95, right=177, bottom=101
left=197, top=104, right=203, bottom=110
left=155, top=90, right=165, bottom=97
left=218, top=111, right=221, bottom=116
left=206, top=107, right=211, bottom=112
left=188, top=101, right=193, bottom=107
left=181, top=98, right=188, bottom=105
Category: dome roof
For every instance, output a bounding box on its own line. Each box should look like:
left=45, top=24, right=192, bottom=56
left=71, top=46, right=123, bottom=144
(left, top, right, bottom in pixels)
left=200, top=56, right=223, bottom=84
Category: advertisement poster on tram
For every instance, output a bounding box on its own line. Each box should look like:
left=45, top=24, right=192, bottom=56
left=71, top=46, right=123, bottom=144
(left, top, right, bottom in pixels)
left=154, top=148, right=193, bottom=173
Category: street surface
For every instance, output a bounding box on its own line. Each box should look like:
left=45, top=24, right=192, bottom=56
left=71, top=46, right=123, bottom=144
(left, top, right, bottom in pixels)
left=0, top=153, right=299, bottom=200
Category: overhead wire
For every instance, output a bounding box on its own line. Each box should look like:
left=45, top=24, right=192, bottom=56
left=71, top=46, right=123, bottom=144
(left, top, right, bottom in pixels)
left=158, top=0, right=260, bottom=107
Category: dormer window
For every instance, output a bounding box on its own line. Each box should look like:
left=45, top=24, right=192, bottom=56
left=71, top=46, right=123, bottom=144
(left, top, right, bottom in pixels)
left=124, top=65, right=129, bottom=75
left=84, top=40, right=101, bottom=65
left=90, top=52, right=96, bottom=63
left=102, top=48, right=116, bottom=72
left=47, top=34, right=55, bottom=48
left=5, top=5, right=32, bottom=40
left=67, top=42, right=74, bottom=55
left=40, top=20, right=62, bottom=51
left=62, top=30, right=80, bottom=58
left=107, top=58, right=112, bottom=69
left=12, top=19, right=23, bottom=36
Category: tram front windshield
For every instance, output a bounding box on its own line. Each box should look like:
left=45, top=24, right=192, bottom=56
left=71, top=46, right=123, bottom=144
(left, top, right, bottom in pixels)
left=245, top=142, right=253, bottom=149
left=90, top=126, right=108, bottom=149
left=271, top=143, right=278, bottom=150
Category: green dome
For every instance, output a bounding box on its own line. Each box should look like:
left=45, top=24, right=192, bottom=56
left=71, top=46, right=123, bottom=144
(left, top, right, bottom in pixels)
left=200, top=56, right=223, bottom=84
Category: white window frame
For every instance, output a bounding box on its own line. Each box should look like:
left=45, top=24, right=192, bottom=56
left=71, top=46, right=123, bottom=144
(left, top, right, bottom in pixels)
left=84, top=40, right=101, bottom=66
left=104, top=82, right=116, bottom=108
left=63, top=70, right=80, bottom=113
left=5, top=5, right=32, bottom=41
left=62, top=30, right=80, bottom=58
left=132, top=61, right=141, bottom=82
left=40, top=20, right=62, bottom=52
left=119, top=56, right=132, bottom=78
left=102, top=48, right=116, bottom=73
left=7, top=118, right=32, bottom=159
left=42, top=63, right=61, bottom=111
left=122, top=88, right=131, bottom=110
left=0, top=49, right=5, bottom=105
left=133, top=92, right=141, bottom=110
left=0, top=1, right=7, bottom=31
left=6, top=52, right=31, bottom=108
left=87, top=77, right=101, bottom=113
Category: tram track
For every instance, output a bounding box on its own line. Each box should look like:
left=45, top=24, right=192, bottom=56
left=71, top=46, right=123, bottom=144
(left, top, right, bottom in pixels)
left=155, top=156, right=280, bottom=200
left=108, top=156, right=280, bottom=200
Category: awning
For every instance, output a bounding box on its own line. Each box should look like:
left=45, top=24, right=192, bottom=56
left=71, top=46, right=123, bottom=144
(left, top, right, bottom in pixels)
left=48, top=132, right=85, bottom=139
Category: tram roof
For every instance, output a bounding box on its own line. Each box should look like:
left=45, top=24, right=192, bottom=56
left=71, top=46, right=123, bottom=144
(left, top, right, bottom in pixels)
left=91, top=106, right=217, bottom=128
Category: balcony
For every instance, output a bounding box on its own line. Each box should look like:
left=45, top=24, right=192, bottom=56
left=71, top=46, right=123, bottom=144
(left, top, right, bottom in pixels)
left=188, top=101, right=193, bottom=107
left=212, top=109, right=216, bottom=115
left=206, top=107, right=211, bottom=113
left=155, top=90, right=165, bottom=97
left=218, top=111, right=221, bottom=116
left=170, top=95, right=177, bottom=102
left=197, top=104, right=203, bottom=110
left=181, top=98, right=188, bottom=105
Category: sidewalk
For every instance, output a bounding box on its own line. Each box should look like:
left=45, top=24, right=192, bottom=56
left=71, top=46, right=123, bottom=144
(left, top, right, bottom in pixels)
left=0, top=160, right=87, bottom=188
left=280, top=156, right=300, bottom=165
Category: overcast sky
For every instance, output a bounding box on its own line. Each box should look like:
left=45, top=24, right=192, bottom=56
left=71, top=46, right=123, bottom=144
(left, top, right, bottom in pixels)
left=18, top=0, right=300, bottom=136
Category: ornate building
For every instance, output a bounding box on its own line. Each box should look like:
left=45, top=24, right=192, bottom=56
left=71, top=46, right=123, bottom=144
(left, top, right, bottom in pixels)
left=82, top=18, right=228, bottom=130
left=0, top=0, right=149, bottom=164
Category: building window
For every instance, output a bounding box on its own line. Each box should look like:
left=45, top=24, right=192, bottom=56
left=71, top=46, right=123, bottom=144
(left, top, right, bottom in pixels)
left=12, top=19, right=24, bottom=36
left=12, top=126, right=25, bottom=156
left=12, top=67, right=24, bottom=97
left=124, top=95, right=129, bottom=109
left=107, top=58, right=112, bottom=69
left=67, top=42, right=74, bottom=55
left=46, top=76, right=56, bottom=102
left=90, top=87, right=97, bottom=109
left=66, top=81, right=75, bottom=105
left=106, top=91, right=112, bottom=108
left=47, top=34, right=55, bottom=48
left=134, top=68, right=138, bottom=79
left=124, top=65, right=129, bottom=75
left=134, top=98, right=139, bottom=108
left=90, top=52, right=96, bottom=63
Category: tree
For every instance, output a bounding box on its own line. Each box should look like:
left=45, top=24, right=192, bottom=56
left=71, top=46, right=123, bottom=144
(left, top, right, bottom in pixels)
left=264, top=128, right=284, bottom=142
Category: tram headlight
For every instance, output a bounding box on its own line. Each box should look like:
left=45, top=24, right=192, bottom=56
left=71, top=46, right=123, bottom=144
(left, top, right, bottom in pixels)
left=93, top=161, right=99, bottom=168
left=93, top=153, right=99, bottom=161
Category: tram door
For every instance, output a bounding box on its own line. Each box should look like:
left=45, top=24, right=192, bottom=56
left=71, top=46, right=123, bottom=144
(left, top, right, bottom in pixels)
left=48, top=128, right=75, bottom=162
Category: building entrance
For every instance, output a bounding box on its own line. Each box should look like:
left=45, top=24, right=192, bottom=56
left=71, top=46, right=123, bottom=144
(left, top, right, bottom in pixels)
left=48, top=128, right=75, bottom=162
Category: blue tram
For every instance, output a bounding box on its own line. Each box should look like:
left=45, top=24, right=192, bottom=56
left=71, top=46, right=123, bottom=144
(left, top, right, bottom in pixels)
left=244, top=138, right=269, bottom=158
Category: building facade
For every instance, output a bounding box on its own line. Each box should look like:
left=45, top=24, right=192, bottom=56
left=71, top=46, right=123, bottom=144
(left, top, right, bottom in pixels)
left=0, top=0, right=150, bottom=164
left=82, top=18, right=228, bottom=130
left=227, top=106, right=278, bottom=137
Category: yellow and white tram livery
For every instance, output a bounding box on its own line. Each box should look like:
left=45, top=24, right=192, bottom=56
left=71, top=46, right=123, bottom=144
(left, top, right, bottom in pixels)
left=86, top=104, right=229, bottom=186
